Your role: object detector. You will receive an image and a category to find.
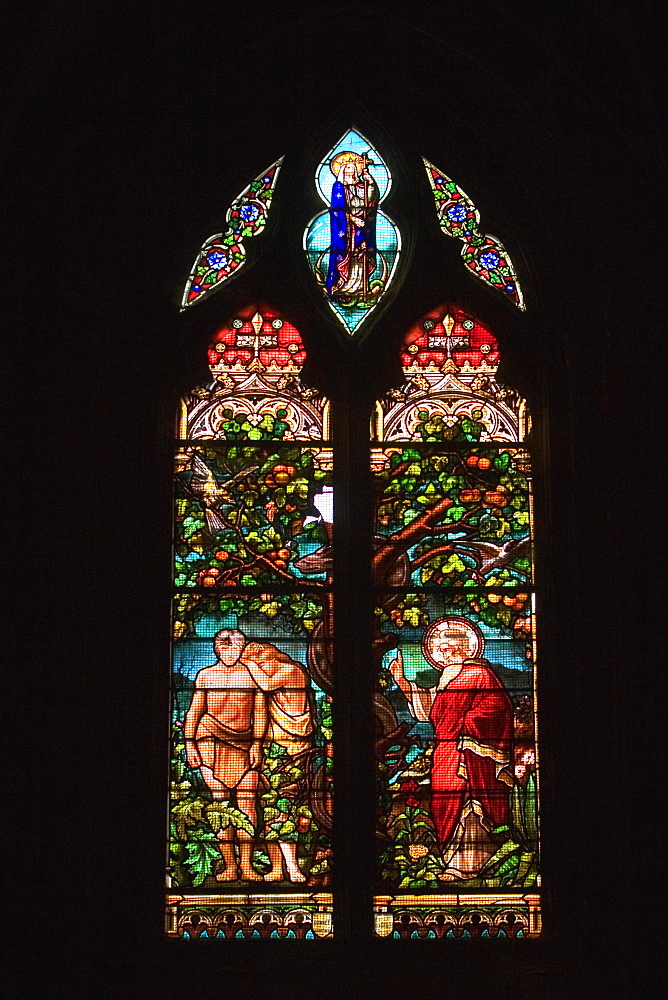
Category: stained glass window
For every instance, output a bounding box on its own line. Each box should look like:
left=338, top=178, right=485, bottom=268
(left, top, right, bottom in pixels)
left=167, top=305, right=334, bottom=939
left=171, top=137, right=539, bottom=942
left=372, top=304, right=539, bottom=938
left=424, top=161, right=525, bottom=310
left=182, top=160, right=283, bottom=309
left=304, top=128, right=401, bottom=335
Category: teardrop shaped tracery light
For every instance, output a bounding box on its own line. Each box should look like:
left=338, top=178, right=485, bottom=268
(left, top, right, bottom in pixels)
left=182, top=158, right=283, bottom=309
left=424, top=159, right=525, bottom=310
left=304, top=129, right=402, bottom=335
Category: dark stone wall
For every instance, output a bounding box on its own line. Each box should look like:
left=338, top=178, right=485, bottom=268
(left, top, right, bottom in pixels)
left=6, top=3, right=662, bottom=997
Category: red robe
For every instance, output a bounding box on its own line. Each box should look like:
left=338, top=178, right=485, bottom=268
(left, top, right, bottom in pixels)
left=429, top=659, right=514, bottom=847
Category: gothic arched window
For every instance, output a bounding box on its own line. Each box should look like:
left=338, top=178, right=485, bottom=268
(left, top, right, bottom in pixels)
left=167, top=130, right=539, bottom=941
left=372, top=304, right=538, bottom=938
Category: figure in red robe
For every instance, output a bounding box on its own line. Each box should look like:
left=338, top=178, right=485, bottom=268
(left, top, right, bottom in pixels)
left=389, top=616, right=514, bottom=879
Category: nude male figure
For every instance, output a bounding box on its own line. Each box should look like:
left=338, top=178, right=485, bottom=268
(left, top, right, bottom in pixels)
left=184, top=629, right=267, bottom=881
left=242, top=641, right=314, bottom=883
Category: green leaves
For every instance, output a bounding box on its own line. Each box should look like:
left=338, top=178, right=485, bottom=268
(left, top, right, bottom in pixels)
left=476, top=833, right=537, bottom=888
left=172, top=797, right=208, bottom=841
left=403, top=607, right=423, bottom=627
left=184, top=839, right=221, bottom=887
left=174, top=444, right=332, bottom=594
left=384, top=799, right=445, bottom=885
left=205, top=802, right=255, bottom=838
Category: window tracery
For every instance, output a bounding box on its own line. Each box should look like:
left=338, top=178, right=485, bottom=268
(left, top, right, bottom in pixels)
left=168, top=135, right=539, bottom=940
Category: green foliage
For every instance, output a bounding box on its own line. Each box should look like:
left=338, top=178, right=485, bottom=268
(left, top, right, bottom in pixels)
left=205, top=802, right=255, bottom=838
left=173, top=588, right=324, bottom=644
left=318, top=697, right=333, bottom=740
left=258, top=741, right=330, bottom=880
left=174, top=446, right=331, bottom=629
left=183, top=839, right=222, bottom=887
left=382, top=798, right=447, bottom=888
left=218, top=407, right=290, bottom=441
left=512, top=773, right=538, bottom=849
left=386, top=592, right=429, bottom=629
left=172, top=796, right=209, bottom=841
left=413, top=411, right=484, bottom=443
left=458, top=783, right=538, bottom=889
left=169, top=727, right=218, bottom=886
left=375, top=446, right=530, bottom=591
left=174, top=446, right=330, bottom=638
left=260, top=744, right=309, bottom=843
left=478, top=832, right=538, bottom=889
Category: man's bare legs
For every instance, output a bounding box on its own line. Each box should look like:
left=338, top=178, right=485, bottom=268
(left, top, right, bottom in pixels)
left=236, top=771, right=262, bottom=880
left=203, top=766, right=262, bottom=882
left=214, top=826, right=239, bottom=882
left=264, top=843, right=284, bottom=881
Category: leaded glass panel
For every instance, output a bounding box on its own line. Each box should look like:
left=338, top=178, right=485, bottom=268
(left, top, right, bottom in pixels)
left=372, top=304, right=539, bottom=937
left=167, top=306, right=333, bottom=938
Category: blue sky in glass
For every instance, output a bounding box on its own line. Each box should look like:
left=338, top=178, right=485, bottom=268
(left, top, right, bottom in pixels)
left=315, top=128, right=391, bottom=204
left=173, top=630, right=311, bottom=682
left=304, top=209, right=401, bottom=335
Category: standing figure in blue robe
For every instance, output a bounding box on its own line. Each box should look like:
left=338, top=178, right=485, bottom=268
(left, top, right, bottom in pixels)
left=326, top=152, right=379, bottom=304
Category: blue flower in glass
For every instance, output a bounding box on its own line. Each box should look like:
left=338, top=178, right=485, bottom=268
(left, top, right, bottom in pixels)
left=207, top=252, right=228, bottom=270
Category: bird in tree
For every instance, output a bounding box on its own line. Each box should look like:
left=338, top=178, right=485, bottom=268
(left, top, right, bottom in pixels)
left=187, top=454, right=258, bottom=533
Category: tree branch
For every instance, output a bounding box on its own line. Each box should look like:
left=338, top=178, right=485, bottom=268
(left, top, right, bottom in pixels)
left=373, top=503, right=483, bottom=581
left=373, top=495, right=454, bottom=579
left=411, top=543, right=455, bottom=570
left=459, top=534, right=531, bottom=576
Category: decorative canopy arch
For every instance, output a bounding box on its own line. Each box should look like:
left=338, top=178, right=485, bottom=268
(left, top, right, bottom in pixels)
left=179, top=303, right=329, bottom=441
left=374, top=303, right=529, bottom=443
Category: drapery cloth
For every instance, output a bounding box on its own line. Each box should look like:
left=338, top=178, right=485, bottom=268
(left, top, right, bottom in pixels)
left=194, top=712, right=254, bottom=789
left=429, top=658, right=514, bottom=850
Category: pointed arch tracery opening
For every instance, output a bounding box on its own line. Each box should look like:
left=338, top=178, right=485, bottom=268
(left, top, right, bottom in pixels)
left=371, top=303, right=539, bottom=937
left=167, top=134, right=540, bottom=941
left=168, top=304, right=334, bottom=939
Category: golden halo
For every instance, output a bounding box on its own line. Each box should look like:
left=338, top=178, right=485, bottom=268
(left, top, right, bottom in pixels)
left=330, top=150, right=366, bottom=176
left=422, top=616, right=484, bottom=668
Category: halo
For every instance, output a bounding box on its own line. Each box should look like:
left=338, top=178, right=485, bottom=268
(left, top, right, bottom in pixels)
left=331, top=150, right=365, bottom=176
left=422, top=616, right=484, bottom=668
